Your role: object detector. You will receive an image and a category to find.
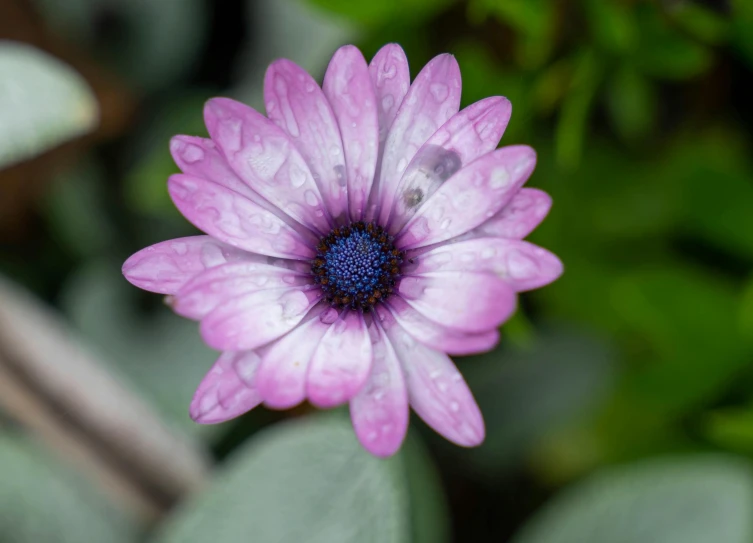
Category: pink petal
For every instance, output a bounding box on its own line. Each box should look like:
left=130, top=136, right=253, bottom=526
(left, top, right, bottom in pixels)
left=350, top=325, right=409, bottom=457
left=122, top=235, right=250, bottom=295
left=405, top=238, right=563, bottom=292
left=323, top=45, right=379, bottom=221
left=385, top=327, right=484, bottom=447
left=474, top=187, right=553, bottom=239
left=199, top=287, right=321, bottom=351
left=307, top=311, right=373, bottom=408
left=168, top=174, right=315, bottom=260
left=373, top=54, right=461, bottom=225
left=396, top=145, right=536, bottom=250
left=398, top=272, right=517, bottom=333
left=203, top=98, right=331, bottom=234
left=172, top=261, right=310, bottom=320
left=382, top=297, right=499, bottom=355
left=388, top=96, right=512, bottom=232
left=255, top=315, right=329, bottom=409
left=264, top=60, right=348, bottom=222
left=190, top=351, right=263, bottom=424
left=369, top=43, right=410, bottom=147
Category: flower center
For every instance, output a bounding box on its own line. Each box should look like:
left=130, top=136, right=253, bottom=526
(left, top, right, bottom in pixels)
left=311, top=222, right=403, bottom=311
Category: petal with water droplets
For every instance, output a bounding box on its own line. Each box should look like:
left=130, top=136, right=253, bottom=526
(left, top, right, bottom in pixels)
left=385, top=327, right=484, bottom=447
left=203, top=98, right=331, bottom=234
left=122, top=235, right=252, bottom=295
left=397, top=145, right=536, bottom=250
left=324, top=46, right=379, bottom=221
left=265, top=60, right=347, bottom=221
left=199, top=287, right=320, bottom=351
left=256, top=316, right=329, bottom=409
left=350, top=326, right=409, bottom=458
left=190, top=351, right=263, bottom=424
left=168, top=174, right=315, bottom=260
left=307, top=311, right=373, bottom=408
left=398, top=271, right=517, bottom=333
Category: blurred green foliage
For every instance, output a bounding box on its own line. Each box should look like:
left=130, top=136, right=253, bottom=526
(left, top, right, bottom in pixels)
left=2, top=0, right=753, bottom=541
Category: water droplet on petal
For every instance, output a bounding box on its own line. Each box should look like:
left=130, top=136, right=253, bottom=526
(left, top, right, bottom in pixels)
left=304, top=190, right=319, bottom=207
left=320, top=307, right=339, bottom=324
left=429, top=82, right=449, bottom=102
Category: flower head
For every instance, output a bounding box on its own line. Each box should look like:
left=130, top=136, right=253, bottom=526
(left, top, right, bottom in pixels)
left=122, top=44, right=562, bottom=457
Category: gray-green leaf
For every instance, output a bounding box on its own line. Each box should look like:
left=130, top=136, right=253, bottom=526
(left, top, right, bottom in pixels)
left=512, top=455, right=753, bottom=543
left=0, top=435, right=136, bottom=543
left=0, top=41, right=98, bottom=170
left=153, top=416, right=433, bottom=543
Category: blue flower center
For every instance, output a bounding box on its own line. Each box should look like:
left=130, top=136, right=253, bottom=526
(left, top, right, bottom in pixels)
left=312, top=222, right=403, bottom=311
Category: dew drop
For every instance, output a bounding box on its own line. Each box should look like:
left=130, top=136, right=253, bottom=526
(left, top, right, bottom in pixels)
left=289, top=166, right=306, bottom=188
left=440, top=218, right=452, bottom=230
left=305, top=82, right=315, bottom=93
left=181, top=144, right=204, bottom=164
left=449, top=401, right=460, bottom=413
left=429, top=82, right=449, bottom=102
left=304, top=190, right=319, bottom=207
left=320, top=307, right=339, bottom=325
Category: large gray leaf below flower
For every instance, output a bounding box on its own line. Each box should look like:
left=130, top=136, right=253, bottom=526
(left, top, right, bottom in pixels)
left=0, top=435, right=136, bottom=543
left=0, top=41, right=98, bottom=170
left=511, top=455, right=753, bottom=543
left=153, top=416, right=441, bottom=543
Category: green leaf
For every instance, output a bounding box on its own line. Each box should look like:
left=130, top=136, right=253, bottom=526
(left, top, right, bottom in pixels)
left=154, top=416, right=444, bottom=543
left=609, top=266, right=745, bottom=415
left=669, top=3, right=729, bottom=44
left=512, top=455, right=753, bottom=543
left=307, top=0, right=455, bottom=26
left=555, top=50, right=602, bottom=170
left=703, top=408, right=753, bottom=455
left=0, top=435, right=136, bottom=542
left=0, top=42, right=98, bottom=170
left=633, top=6, right=713, bottom=80
left=731, top=0, right=753, bottom=68
left=582, top=0, right=636, bottom=54
left=454, top=326, right=615, bottom=478
left=605, top=64, right=657, bottom=142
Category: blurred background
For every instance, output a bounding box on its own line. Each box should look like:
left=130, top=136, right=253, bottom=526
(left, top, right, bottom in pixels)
left=1, top=0, right=753, bottom=541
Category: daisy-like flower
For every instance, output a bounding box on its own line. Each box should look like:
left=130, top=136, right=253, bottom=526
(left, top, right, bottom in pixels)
left=122, top=44, right=562, bottom=457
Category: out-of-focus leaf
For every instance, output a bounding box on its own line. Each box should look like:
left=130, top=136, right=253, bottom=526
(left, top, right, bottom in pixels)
left=307, top=0, right=454, bottom=26
left=583, top=0, right=636, bottom=54
left=43, top=159, right=116, bottom=257
left=634, top=6, right=713, bottom=80
left=511, top=455, right=753, bottom=543
left=605, top=64, right=657, bottom=141
left=0, top=435, right=137, bottom=542
left=703, top=408, right=753, bottom=455
left=739, top=275, right=753, bottom=343
left=453, top=326, right=615, bottom=478
left=731, top=0, right=753, bottom=67
left=0, top=42, right=98, bottom=170
left=402, top=434, right=451, bottom=543
left=670, top=2, right=729, bottom=45
left=532, top=58, right=573, bottom=115
left=153, top=416, right=435, bottom=543
left=60, top=261, right=218, bottom=440
left=124, top=92, right=209, bottom=218
left=671, top=130, right=753, bottom=259
left=555, top=50, right=602, bottom=170
left=32, top=0, right=207, bottom=91
left=609, top=266, right=744, bottom=415
left=473, top=0, right=554, bottom=68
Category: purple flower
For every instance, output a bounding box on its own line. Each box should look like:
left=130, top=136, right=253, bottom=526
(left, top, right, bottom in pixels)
left=122, top=44, right=562, bottom=457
